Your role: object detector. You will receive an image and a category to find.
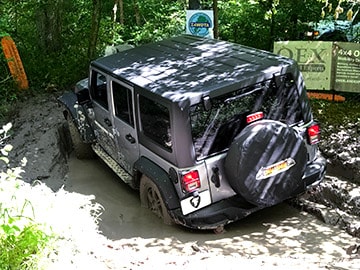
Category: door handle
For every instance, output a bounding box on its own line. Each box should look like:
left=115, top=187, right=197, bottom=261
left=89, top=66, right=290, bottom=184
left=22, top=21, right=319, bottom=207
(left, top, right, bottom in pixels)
left=104, top=118, right=112, bottom=127
left=125, top=134, right=136, bottom=144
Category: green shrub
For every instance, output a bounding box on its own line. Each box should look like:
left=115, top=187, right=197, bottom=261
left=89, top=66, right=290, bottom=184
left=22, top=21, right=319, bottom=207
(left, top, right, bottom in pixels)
left=0, top=223, right=50, bottom=270
left=0, top=122, right=105, bottom=269
left=0, top=123, right=52, bottom=270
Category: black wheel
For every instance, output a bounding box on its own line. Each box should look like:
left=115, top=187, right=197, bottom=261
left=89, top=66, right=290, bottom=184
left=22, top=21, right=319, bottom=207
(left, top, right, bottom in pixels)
left=140, top=175, right=173, bottom=225
left=67, top=116, right=94, bottom=159
left=225, top=120, right=307, bottom=207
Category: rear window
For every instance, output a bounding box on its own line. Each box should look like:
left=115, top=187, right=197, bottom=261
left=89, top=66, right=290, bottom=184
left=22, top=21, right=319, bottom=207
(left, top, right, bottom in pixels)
left=191, top=74, right=303, bottom=159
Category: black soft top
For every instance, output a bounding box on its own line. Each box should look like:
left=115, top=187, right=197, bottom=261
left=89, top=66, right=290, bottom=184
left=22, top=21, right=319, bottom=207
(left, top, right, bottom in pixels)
left=92, top=35, right=296, bottom=106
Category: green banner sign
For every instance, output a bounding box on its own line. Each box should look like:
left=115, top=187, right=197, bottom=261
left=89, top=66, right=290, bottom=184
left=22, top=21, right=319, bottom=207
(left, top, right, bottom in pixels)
left=274, top=41, right=360, bottom=93
left=333, top=42, right=360, bottom=93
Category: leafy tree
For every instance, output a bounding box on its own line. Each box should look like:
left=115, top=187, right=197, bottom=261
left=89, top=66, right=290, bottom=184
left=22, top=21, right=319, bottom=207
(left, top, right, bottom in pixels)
left=1, top=0, right=93, bottom=90
left=318, top=0, right=360, bottom=21
left=0, top=0, right=344, bottom=102
left=217, top=0, right=324, bottom=50
left=113, top=0, right=186, bottom=45
left=88, top=0, right=102, bottom=60
left=189, top=0, right=201, bottom=9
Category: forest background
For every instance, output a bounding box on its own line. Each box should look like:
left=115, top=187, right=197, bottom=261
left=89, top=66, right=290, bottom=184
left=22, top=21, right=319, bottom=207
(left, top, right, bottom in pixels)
left=0, top=0, right=359, bottom=109
left=1, top=1, right=360, bottom=268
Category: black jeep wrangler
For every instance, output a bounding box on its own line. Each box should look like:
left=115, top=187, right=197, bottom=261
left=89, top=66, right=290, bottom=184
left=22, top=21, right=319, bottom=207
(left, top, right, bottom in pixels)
left=59, top=35, right=326, bottom=230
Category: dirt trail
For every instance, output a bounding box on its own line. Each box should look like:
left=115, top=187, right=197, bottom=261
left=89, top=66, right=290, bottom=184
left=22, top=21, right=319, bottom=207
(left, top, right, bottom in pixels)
left=2, top=93, right=359, bottom=268
left=4, top=93, right=69, bottom=190
left=65, top=154, right=360, bottom=269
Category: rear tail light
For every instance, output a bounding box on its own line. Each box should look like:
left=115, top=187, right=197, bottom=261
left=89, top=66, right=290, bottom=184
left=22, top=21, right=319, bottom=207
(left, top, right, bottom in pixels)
left=181, top=170, right=201, bottom=193
left=307, top=123, right=320, bottom=145
left=246, top=111, right=264, bottom=124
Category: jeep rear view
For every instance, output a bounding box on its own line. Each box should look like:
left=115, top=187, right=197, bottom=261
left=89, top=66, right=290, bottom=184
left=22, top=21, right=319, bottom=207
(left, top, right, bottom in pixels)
left=59, top=35, right=326, bottom=230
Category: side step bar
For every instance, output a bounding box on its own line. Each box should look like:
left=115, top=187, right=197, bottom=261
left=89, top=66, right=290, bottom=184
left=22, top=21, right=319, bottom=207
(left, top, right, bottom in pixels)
left=92, top=143, right=133, bottom=185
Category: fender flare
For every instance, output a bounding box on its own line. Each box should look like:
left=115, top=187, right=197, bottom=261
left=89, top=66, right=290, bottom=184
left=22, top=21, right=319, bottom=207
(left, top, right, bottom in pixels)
left=134, top=157, right=180, bottom=210
left=58, top=91, right=78, bottom=121
left=58, top=91, right=95, bottom=143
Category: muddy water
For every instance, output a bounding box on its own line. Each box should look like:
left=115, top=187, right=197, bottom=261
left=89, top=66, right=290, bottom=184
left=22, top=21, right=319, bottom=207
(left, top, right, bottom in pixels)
left=66, top=156, right=358, bottom=266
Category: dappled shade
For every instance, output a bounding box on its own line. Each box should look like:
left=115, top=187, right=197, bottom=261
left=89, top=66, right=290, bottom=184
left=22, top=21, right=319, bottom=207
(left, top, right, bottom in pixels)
left=94, top=35, right=295, bottom=107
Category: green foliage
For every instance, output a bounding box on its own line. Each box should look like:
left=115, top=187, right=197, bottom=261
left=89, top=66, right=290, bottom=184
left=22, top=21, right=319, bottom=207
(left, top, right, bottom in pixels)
left=0, top=122, right=107, bottom=268
left=0, top=0, right=187, bottom=93
left=318, top=0, right=360, bottom=21
left=0, top=0, right=330, bottom=95
left=218, top=0, right=271, bottom=49
left=129, top=12, right=185, bottom=45
left=272, top=0, right=324, bottom=40
left=218, top=0, right=324, bottom=50
left=0, top=123, right=51, bottom=270
left=112, top=0, right=186, bottom=45
left=0, top=222, right=50, bottom=270
left=0, top=0, right=92, bottom=90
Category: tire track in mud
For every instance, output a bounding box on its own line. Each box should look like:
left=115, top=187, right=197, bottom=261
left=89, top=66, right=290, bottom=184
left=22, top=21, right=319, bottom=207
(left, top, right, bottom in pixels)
left=4, top=93, right=360, bottom=239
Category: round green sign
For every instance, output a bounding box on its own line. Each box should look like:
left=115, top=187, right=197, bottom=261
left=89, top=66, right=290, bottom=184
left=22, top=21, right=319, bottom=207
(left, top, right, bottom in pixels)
left=188, top=12, right=212, bottom=37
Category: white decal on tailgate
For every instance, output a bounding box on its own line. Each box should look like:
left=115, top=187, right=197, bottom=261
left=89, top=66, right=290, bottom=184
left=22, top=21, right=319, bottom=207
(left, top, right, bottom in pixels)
left=181, top=190, right=211, bottom=215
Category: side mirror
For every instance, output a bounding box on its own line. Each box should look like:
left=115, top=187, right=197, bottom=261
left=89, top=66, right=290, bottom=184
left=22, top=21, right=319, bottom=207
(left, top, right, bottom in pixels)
left=76, top=88, right=91, bottom=105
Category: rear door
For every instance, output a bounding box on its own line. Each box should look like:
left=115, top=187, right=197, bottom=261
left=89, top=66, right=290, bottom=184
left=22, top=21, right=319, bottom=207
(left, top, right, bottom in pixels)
left=89, top=69, right=118, bottom=158
left=111, top=79, right=139, bottom=174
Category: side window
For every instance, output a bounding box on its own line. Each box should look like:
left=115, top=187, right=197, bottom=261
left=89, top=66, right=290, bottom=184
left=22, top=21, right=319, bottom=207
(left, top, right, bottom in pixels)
left=112, top=81, right=134, bottom=127
left=90, top=70, right=108, bottom=109
left=139, top=95, right=172, bottom=151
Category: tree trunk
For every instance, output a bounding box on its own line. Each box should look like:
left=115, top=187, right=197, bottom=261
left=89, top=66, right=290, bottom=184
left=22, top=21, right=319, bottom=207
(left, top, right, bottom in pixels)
left=189, top=0, right=201, bottom=10
left=119, top=0, right=124, bottom=25
left=113, top=0, right=124, bottom=24
left=88, top=0, right=102, bottom=60
left=133, top=0, right=141, bottom=26
left=36, top=0, right=63, bottom=53
left=213, top=0, right=218, bottom=39
left=289, top=0, right=300, bottom=40
left=269, top=8, right=275, bottom=51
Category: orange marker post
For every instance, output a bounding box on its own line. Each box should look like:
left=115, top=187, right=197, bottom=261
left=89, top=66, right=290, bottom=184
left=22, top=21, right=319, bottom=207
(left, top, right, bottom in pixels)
left=1, top=36, right=29, bottom=90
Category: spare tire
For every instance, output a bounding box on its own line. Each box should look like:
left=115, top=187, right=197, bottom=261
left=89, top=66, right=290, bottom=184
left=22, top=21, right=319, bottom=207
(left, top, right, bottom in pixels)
left=224, top=120, right=307, bottom=207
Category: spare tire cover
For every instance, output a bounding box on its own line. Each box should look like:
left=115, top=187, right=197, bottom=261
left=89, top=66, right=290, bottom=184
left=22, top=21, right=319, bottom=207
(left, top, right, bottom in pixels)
left=224, top=120, right=307, bottom=207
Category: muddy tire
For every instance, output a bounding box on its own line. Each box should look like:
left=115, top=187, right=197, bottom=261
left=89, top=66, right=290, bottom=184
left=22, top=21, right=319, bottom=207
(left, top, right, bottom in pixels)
left=67, top=117, right=94, bottom=159
left=225, top=120, right=307, bottom=207
left=140, top=175, right=173, bottom=225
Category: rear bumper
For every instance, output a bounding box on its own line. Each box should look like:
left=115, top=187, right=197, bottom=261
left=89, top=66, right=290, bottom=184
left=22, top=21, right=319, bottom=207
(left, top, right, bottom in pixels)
left=170, top=153, right=327, bottom=230
left=171, top=195, right=263, bottom=230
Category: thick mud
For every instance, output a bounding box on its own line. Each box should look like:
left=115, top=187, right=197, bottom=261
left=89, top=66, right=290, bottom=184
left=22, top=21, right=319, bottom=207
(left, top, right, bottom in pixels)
left=65, top=155, right=360, bottom=269
left=2, top=93, right=360, bottom=268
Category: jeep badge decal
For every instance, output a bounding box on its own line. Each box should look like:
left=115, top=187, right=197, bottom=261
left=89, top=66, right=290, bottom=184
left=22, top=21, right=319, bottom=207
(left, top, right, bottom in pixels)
left=256, top=158, right=296, bottom=180
left=190, top=196, right=201, bottom=208
left=181, top=190, right=211, bottom=215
